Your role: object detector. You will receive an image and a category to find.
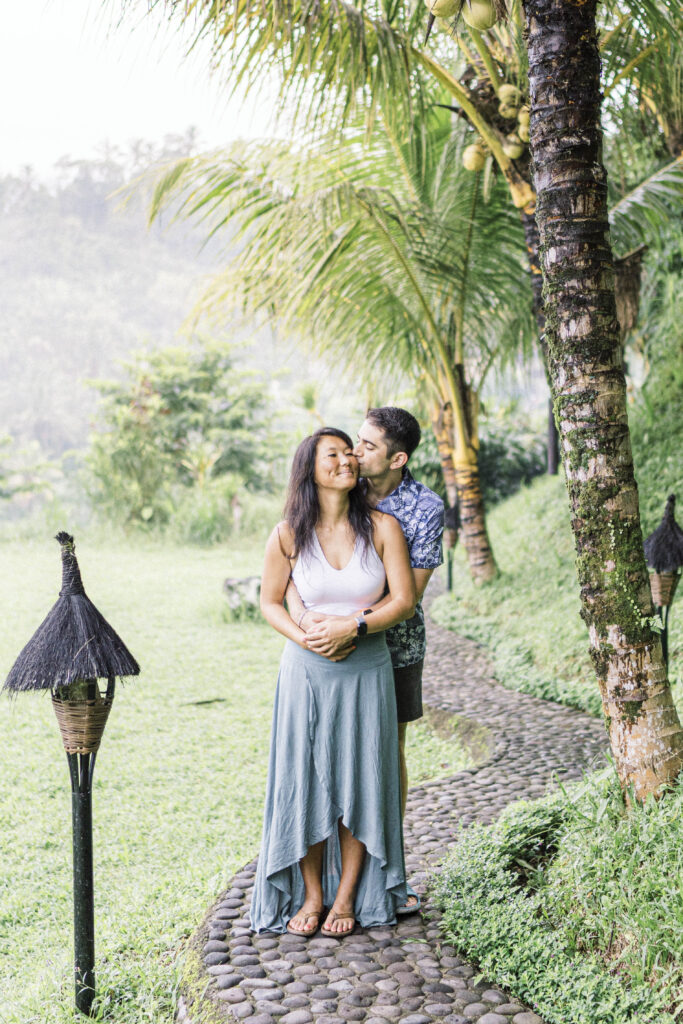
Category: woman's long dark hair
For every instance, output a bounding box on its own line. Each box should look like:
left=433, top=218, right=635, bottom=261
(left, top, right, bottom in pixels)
left=284, top=428, right=373, bottom=559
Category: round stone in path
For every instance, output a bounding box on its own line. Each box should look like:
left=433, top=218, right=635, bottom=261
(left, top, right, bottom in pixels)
left=281, top=1012, right=314, bottom=1024
left=478, top=1015, right=511, bottom=1024
left=232, top=1002, right=255, bottom=1019
left=463, top=1001, right=494, bottom=1017
left=204, top=952, right=229, bottom=966
left=480, top=990, right=507, bottom=1005
left=216, top=974, right=242, bottom=990
left=512, top=1015, right=544, bottom=1024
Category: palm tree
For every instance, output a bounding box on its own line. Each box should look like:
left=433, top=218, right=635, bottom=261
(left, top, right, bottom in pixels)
left=124, top=0, right=680, bottom=474
left=149, top=112, right=535, bottom=581
left=524, top=0, right=683, bottom=801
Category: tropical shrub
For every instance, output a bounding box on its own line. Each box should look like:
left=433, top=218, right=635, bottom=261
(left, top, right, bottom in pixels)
left=85, top=338, right=285, bottom=531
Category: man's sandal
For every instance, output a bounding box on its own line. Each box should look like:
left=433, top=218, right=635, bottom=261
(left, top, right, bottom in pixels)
left=320, top=911, right=357, bottom=938
left=286, top=908, right=324, bottom=937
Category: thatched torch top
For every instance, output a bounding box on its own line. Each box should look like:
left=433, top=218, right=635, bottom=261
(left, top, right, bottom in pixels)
left=3, top=533, right=140, bottom=694
left=644, top=495, right=683, bottom=574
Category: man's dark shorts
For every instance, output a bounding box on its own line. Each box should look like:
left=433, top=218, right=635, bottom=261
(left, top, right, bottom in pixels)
left=393, top=660, right=424, bottom=724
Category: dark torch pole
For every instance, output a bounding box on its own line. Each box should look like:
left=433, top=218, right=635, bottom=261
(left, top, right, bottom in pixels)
left=69, top=749, right=96, bottom=1014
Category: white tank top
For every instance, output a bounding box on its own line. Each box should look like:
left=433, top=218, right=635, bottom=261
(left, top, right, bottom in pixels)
left=291, top=532, right=386, bottom=616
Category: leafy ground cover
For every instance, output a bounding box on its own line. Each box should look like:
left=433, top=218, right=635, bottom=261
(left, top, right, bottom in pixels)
left=433, top=770, right=683, bottom=1024
left=0, top=535, right=472, bottom=1024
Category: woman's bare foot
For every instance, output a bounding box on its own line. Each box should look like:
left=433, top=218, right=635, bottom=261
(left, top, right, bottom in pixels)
left=287, top=900, right=324, bottom=936
left=321, top=902, right=356, bottom=936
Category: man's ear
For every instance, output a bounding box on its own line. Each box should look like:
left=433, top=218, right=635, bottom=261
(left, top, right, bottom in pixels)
left=390, top=451, right=408, bottom=471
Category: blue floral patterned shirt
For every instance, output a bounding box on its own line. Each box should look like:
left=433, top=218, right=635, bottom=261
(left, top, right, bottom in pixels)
left=376, top=469, right=444, bottom=668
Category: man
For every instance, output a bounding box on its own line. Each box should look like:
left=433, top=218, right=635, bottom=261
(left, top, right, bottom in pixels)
left=291, top=407, right=444, bottom=914
left=354, top=408, right=444, bottom=820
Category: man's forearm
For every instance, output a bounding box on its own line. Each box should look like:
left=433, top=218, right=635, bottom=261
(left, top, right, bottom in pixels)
left=284, top=579, right=306, bottom=624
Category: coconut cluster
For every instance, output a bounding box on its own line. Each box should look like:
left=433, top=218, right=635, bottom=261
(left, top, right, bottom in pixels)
left=461, top=89, right=531, bottom=171
left=423, top=0, right=498, bottom=32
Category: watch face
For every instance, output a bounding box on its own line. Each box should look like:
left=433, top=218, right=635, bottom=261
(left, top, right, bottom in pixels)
left=356, top=617, right=368, bottom=637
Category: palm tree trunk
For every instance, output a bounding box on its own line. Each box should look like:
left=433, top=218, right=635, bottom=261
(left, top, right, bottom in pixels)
left=449, top=369, right=497, bottom=583
left=453, top=458, right=497, bottom=583
left=519, top=204, right=559, bottom=475
left=430, top=403, right=458, bottom=510
left=432, top=386, right=496, bottom=583
left=524, top=0, right=683, bottom=800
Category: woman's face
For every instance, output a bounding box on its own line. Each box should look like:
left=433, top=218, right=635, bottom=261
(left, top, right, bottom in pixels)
left=313, top=435, right=359, bottom=492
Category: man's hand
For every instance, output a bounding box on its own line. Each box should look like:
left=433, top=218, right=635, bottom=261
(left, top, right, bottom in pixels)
left=304, top=616, right=357, bottom=659
left=298, top=609, right=326, bottom=630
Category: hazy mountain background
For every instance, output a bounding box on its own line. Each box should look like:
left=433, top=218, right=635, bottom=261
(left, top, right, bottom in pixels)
left=0, top=135, right=374, bottom=464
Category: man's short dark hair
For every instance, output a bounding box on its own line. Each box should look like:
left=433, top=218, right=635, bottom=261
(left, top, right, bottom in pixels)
left=366, top=406, right=421, bottom=460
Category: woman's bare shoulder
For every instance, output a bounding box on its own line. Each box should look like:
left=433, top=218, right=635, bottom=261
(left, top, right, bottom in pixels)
left=370, top=510, right=404, bottom=550
left=269, top=520, right=295, bottom=558
left=371, top=509, right=399, bottom=531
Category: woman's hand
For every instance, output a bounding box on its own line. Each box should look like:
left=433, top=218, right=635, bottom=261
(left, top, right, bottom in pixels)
left=304, top=616, right=357, bottom=659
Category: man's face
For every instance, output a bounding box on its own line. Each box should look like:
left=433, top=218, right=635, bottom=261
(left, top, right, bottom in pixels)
left=354, top=419, right=396, bottom=479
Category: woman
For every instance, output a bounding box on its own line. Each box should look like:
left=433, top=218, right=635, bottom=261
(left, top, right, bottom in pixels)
left=250, top=427, right=416, bottom=938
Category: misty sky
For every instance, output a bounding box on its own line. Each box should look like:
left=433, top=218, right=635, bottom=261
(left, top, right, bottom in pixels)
left=1, top=1, right=275, bottom=177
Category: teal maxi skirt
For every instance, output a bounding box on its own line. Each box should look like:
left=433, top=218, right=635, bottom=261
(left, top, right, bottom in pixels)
left=250, top=632, right=407, bottom=932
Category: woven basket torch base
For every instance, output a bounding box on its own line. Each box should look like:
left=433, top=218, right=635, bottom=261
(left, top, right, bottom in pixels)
left=52, top=691, right=114, bottom=755
left=649, top=571, right=681, bottom=608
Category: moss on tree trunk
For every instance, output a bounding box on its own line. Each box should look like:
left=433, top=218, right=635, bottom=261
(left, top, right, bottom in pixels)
left=524, top=0, right=683, bottom=800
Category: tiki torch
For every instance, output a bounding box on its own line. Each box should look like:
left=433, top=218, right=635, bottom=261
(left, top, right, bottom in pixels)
left=644, top=495, right=683, bottom=669
left=2, top=533, right=140, bottom=1015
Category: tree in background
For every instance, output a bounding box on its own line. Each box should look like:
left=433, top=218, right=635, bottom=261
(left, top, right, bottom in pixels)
left=85, top=339, right=281, bottom=532
left=524, top=0, right=683, bottom=800
left=149, top=112, right=535, bottom=581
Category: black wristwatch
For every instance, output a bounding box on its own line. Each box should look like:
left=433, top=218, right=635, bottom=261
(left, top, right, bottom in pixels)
left=355, top=613, right=368, bottom=637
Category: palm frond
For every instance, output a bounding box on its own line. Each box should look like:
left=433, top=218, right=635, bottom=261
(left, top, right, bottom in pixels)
left=135, top=0, right=431, bottom=134
left=144, top=110, right=534, bottom=405
left=609, top=156, right=683, bottom=255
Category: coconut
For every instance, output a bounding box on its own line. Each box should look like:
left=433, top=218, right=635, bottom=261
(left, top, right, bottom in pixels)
left=424, top=0, right=459, bottom=17
left=517, top=123, right=530, bottom=142
left=463, top=144, right=486, bottom=171
left=518, top=105, right=530, bottom=126
left=498, top=102, right=519, bottom=120
left=503, top=134, right=525, bottom=159
left=462, top=0, right=497, bottom=31
left=498, top=84, right=521, bottom=106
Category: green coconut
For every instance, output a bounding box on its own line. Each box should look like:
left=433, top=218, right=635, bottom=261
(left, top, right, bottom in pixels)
left=424, top=0, right=459, bottom=17
left=462, top=0, right=497, bottom=31
left=498, top=84, right=521, bottom=106
left=503, top=133, right=525, bottom=159
left=518, top=105, right=530, bottom=126
left=498, top=102, right=519, bottom=120
left=463, top=144, right=487, bottom=172
left=517, top=122, right=530, bottom=142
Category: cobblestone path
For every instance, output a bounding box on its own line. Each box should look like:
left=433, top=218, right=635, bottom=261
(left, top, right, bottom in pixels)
left=178, top=588, right=608, bottom=1024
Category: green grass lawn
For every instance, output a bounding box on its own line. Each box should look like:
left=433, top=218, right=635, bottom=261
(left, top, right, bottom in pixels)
left=0, top=535, right=471, bottom=1024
